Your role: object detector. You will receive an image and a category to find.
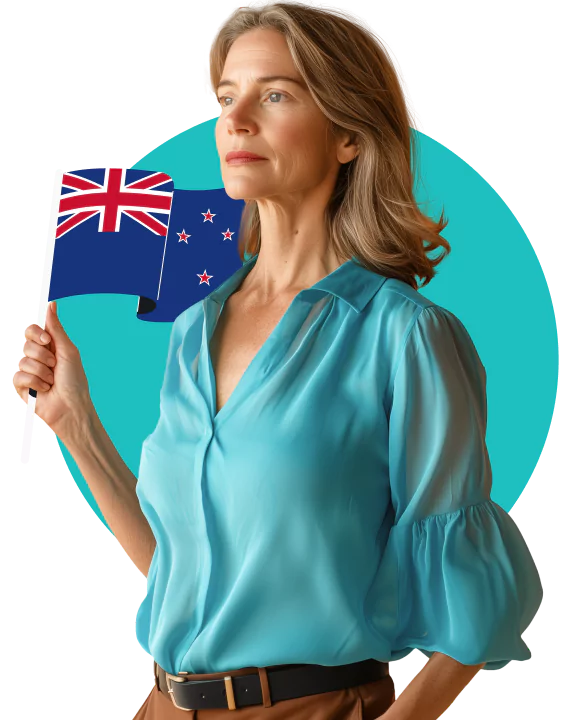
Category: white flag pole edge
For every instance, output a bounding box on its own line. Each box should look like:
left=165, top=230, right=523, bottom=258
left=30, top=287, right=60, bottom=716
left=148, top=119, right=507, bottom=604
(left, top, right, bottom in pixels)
left=24, top=168, right=64, bottom=431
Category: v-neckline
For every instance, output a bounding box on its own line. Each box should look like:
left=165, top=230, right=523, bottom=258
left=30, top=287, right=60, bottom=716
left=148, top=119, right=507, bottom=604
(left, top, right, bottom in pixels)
left=201, top=254, right=355, bottom=427
left=205, top=291, right=301, bottom=426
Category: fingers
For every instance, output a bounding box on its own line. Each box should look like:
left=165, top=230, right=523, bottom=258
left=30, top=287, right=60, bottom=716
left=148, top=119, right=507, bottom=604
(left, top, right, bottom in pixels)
left=14, top=324, right=56, bottom=396
left=14, top=370, right=51, bottom=395
left=18, top=356, right=54, bottom=386
left=24, top=323, right=52, bottom=346
left=14, top=324, right=58, bottom=400
left=12, top=386, right=30, bottom=405
left=23, top=337, right=56, bottom=368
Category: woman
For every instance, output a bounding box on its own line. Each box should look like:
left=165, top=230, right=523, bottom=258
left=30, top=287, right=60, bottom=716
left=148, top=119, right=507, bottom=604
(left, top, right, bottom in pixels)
left=13, top=3, right=543, bottom=719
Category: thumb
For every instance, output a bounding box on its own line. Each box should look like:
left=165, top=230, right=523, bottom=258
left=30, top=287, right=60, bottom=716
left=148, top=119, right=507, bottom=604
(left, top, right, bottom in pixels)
left=45, top=300, right=71, bottom=344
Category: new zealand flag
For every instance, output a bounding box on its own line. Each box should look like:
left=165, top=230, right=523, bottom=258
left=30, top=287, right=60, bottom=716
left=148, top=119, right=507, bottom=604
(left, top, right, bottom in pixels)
left=48, top=168, right=246, bottom=322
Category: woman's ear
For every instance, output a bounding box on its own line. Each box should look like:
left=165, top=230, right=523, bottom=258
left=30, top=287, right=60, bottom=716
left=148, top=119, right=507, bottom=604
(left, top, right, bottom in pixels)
left=337, top=131, right=359, bottom=164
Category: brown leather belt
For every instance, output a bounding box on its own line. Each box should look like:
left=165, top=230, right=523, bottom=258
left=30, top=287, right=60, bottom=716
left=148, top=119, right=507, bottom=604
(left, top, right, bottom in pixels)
left=155, top=658, right=389, bottom=711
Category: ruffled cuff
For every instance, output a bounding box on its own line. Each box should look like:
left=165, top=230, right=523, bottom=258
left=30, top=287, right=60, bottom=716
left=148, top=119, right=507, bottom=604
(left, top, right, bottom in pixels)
left=388, top=499, right=543, bottom=670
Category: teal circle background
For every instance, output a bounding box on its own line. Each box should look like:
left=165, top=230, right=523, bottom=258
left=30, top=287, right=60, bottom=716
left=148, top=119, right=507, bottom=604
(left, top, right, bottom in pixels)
left=56, top=119, right=559, bottom=533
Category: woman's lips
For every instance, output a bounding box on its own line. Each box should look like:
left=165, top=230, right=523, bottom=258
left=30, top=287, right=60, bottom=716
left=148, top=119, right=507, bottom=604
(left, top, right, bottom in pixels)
left=226, top=157, right=267, bottom=165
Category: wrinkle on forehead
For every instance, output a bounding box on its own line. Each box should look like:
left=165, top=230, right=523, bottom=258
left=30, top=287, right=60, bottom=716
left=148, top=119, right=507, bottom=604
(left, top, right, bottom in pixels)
left=223, top=30, right=296, bottom=77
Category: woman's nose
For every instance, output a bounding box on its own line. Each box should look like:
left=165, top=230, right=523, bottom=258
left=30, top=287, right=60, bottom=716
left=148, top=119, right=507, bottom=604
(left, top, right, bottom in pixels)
left=225, top=101, right=258, bottom=133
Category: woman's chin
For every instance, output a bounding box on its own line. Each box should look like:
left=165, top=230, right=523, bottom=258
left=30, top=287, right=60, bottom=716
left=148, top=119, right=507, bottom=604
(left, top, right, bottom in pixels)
left=222, top=182, right=268, bottom=202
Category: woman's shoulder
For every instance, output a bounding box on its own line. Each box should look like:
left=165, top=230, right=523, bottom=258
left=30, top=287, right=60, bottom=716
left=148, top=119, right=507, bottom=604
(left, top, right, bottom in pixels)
left=367, top=275, right=437, bottom=331
left=373, top=277, right=484, bottom=378
left=363, top=275, right=473, bottom=366
left=373, top=275, right=466, bottom=329
left=380, top=276, right=434, bottom=311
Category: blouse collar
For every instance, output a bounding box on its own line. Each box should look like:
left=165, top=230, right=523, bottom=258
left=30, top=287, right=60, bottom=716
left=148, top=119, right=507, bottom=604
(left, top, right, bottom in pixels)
left=206, top=253, right=388, bottom=314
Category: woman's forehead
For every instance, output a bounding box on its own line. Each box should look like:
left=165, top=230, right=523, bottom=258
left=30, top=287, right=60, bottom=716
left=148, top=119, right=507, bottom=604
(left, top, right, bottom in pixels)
left=224, top=29, right=292, bottom=68
left=230, top=26, right=286, bottom=48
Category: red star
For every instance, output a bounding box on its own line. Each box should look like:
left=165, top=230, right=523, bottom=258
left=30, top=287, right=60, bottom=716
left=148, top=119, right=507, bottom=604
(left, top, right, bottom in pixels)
left=202, top=208, right=216, bottom=222
left=222, top=228, right=235, bottom=241
left=177, top=229, right=191, bottom=243
left=197, top=269, right=214, bottom=285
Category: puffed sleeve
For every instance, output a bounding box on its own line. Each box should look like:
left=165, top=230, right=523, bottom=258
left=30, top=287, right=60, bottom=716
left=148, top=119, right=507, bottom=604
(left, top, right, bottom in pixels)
left=385, top=304, right=543, bottom=670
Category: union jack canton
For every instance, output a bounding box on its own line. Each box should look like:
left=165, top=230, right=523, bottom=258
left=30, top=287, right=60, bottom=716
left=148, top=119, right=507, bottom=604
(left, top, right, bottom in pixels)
left=57, top=168, right=173, bottom=238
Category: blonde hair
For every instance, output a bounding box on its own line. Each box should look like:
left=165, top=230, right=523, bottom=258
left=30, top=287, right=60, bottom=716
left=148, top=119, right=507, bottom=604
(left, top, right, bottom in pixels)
left=209, top=2, right=450, bottom=289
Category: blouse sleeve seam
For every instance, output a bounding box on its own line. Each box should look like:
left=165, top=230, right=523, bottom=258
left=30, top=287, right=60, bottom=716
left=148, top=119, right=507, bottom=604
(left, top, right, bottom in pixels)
left=392, top=497, right=494, bottom=530
left=386, top=305, right=432, bottom=411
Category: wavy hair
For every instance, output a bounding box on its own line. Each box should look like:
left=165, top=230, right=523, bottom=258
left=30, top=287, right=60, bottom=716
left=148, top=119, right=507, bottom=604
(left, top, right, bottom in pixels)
left=209, top=2, right=450, bottom=289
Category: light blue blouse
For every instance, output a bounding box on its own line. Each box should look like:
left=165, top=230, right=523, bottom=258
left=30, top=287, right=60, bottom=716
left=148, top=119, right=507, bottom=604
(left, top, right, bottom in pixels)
left=135, top=252, right=543, bottom=676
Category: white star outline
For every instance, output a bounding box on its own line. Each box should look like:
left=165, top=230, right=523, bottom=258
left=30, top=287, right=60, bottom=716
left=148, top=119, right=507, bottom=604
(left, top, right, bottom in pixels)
left=202, top=209, right=216, bottom=222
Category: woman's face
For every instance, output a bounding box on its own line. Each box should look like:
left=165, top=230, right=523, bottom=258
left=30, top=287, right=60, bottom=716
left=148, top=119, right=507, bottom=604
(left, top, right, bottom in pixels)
left=215, top=28, right=355, bottom=203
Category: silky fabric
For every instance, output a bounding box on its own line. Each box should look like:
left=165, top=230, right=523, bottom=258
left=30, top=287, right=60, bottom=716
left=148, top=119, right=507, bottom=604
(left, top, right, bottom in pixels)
left=132, top=661, right=396, bottom=719
left=134, top=252, right=543, bottom=676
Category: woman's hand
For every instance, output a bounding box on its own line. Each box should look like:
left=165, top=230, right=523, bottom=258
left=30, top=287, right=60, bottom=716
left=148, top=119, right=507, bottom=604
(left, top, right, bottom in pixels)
left=13, top=300, right=94, bottom=439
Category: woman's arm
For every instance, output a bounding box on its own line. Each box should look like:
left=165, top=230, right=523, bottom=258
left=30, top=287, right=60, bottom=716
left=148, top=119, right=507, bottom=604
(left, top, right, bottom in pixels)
left=61, top=403, right=156, bottom=577
left=381, top=652, right=485, bottom=720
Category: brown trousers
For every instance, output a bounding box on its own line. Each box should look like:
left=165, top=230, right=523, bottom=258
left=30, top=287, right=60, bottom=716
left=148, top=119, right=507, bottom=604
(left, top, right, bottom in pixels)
left=132, top=660, right=396, bottom=719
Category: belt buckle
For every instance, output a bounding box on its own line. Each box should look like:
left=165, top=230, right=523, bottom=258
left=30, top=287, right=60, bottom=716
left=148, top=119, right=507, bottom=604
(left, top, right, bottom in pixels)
left=165, top=672, right=193, bottom=712
left=165, top=671, right=238, bottom=711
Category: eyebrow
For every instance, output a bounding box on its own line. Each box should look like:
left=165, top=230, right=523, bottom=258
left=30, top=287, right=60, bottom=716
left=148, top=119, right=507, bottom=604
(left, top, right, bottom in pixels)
left=216, top=75, right=306, bottom=91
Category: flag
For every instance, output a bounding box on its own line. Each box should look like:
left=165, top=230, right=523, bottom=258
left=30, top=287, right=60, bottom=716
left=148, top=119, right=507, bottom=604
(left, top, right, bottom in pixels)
left=47, top=167, right=246, bottom=322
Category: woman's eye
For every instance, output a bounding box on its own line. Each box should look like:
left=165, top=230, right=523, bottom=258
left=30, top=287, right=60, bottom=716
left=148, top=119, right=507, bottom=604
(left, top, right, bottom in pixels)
left=217, top=91, right=287, bottom=107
